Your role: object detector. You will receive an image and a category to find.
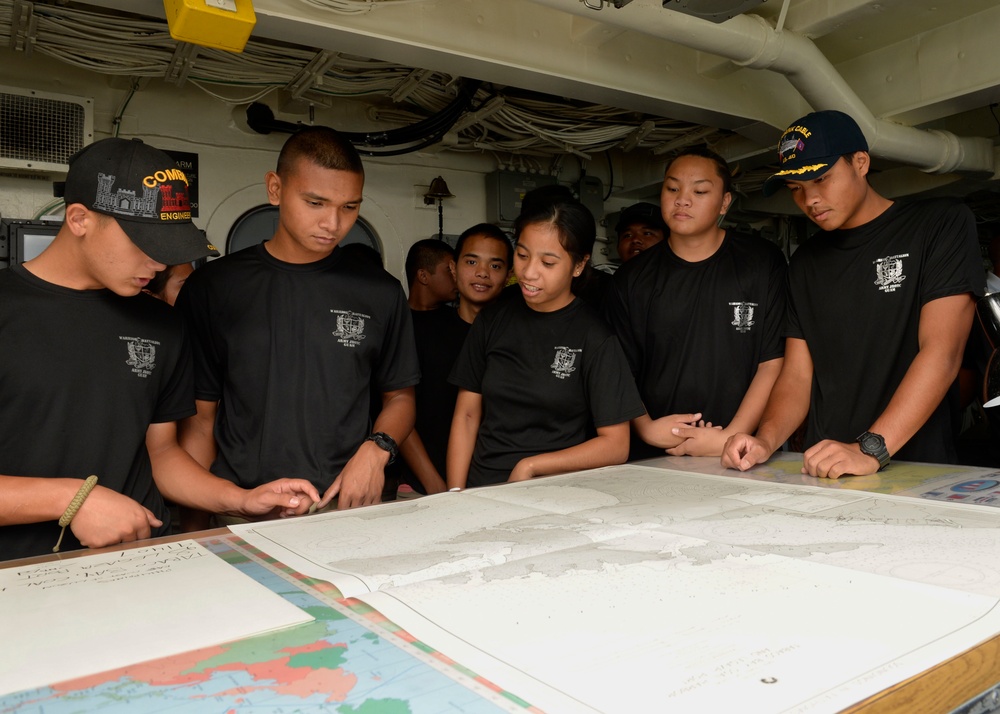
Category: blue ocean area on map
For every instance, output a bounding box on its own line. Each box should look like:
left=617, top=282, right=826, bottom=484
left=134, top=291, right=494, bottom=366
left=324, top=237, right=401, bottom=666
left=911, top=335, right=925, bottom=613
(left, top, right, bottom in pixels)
left=0, top=542, right=508, bottom=714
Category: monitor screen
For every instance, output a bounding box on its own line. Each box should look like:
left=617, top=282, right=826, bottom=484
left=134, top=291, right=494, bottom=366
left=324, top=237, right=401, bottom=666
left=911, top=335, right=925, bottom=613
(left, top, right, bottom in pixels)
left=1, top=220, right=61, bottom=267
left=20, top=231, right=57, bottom=262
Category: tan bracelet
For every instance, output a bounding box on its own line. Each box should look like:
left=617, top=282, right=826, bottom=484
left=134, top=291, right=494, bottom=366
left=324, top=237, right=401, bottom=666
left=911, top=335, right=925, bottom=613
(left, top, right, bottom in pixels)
left=53, top=475, right=99, bottom=553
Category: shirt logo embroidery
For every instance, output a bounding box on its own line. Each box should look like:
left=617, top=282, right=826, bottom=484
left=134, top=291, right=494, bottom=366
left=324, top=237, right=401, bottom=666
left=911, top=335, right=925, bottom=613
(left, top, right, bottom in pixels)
left=332, top=309, right=369, bottom=347
left=120, top=336, right=159, bottom=378
left=550, top=346, right=581, bottom=379
left=874, top=253, right=909, bottom=293
left=729, top=302, right=757, bottom=333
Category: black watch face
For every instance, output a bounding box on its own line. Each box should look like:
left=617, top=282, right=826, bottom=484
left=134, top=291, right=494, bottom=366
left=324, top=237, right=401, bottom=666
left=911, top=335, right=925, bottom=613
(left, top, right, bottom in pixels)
left=860, top=434, right=881, bottom=452
left=373, top=434, right=396, bottom=455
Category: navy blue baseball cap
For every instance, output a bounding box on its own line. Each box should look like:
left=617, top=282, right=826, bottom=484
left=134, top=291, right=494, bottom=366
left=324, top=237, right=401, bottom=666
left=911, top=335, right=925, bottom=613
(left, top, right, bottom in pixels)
left=762, top=110, right=869, bottom=196
left=615, top=202, right=668, bottom=234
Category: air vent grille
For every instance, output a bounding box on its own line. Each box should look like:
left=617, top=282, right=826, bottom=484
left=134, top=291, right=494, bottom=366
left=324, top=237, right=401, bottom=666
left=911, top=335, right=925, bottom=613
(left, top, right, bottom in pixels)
left=0, top=86, right=93, bottom=172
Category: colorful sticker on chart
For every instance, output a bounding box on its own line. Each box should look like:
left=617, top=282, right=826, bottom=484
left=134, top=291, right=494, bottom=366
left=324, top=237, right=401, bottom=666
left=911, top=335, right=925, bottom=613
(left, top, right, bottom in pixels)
left=950, top=479, right=1000, bottom=492
left=918, top=474, right=1000, bottom=508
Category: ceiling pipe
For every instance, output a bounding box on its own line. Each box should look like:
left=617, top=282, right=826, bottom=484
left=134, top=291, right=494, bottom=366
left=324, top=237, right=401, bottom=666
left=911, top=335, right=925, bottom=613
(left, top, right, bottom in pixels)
left=529, top=0, right=995, bottom=176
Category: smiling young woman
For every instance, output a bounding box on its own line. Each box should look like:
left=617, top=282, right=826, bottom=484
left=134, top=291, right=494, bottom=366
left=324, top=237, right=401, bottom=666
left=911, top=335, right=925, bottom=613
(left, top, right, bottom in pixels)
left=446, top=197, right=645, bottom=489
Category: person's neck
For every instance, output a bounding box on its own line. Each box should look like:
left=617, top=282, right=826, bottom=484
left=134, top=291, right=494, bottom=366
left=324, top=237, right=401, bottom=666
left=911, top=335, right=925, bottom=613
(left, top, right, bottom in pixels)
left=263, top=236, right=334, bottom=264
left=23, top=239, right=101, bottom=290
left=840, top=190, right=894, bottom=230
left=408, top=289, right=444, bottom=311
left=457, top=299, right=482, bottom=324
left=668, top=227, right=726, bottom=263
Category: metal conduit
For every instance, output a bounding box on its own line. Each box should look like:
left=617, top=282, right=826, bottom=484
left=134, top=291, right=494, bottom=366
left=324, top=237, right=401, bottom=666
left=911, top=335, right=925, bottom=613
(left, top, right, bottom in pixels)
left=529, top=0, right=995, bottom=176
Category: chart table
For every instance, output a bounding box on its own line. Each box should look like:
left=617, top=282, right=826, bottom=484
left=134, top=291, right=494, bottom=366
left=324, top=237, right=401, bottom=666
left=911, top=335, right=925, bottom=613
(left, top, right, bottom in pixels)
left=3, top=455, right=1000, bottom=713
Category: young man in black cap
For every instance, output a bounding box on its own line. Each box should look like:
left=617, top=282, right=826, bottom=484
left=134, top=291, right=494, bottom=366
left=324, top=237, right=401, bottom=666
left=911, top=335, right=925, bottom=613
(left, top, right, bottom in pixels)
left=614, top=201, right=667, bottom=262
left=177, top=127, right=419, bottom=513
left=723, top=110, right=983, bottom=478
left=0, top=137, right=320, bottom=561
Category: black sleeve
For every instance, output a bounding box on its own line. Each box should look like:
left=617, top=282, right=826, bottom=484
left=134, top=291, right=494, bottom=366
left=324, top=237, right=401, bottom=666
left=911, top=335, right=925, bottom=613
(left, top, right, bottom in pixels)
left=173, top=271, right=224, bottom=402
left=584, top=333, right=647, bottom=428
left=374, top=282, right=421, bottom=392
left=759, top=245, right=789, bottom=362
left=603, top=269, right=641, bottom=378
left=449, top=307, right=490, bottom=394
left=920, top=202, right=985, bottom=304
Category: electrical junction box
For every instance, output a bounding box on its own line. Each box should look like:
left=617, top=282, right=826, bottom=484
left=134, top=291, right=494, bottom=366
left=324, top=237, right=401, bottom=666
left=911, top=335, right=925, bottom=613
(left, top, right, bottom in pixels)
left=485, top=171, right=557, bottom=227
left=162, top=0, right=256, bottom=53
left=575, top=175, right=605, bottom=228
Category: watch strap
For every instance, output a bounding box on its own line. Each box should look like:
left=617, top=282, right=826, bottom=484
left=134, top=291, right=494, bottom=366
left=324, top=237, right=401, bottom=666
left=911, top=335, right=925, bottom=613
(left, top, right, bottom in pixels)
left=856, top=431, right=890, bottom=471
left=366, top=431, right=398, bottom=464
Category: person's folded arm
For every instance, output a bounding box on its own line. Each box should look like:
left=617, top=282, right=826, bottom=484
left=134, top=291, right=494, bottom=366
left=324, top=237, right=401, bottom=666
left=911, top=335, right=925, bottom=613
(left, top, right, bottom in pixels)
left=508, top=421, right=631, bottom=482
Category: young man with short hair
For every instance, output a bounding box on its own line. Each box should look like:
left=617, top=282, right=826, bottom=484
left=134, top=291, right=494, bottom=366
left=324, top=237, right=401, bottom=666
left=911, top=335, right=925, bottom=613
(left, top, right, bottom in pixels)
left=177, top=127, right=419, bottom=509
left=398, top=223, right=512, bottom=494
left=406, top=238, right=458, bottom=311
left=0, top=138, right=319, bottom=561
left=723, top=110, right=983, bottom=478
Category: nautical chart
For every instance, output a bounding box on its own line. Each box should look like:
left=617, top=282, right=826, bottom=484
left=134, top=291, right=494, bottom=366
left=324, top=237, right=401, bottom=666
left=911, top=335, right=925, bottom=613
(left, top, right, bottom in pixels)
left=234, top=465, right=1000, bottom=713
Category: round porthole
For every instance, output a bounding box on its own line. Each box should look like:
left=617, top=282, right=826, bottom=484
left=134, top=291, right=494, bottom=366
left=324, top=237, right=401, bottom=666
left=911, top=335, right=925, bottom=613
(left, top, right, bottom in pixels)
left=225, top=205, right=383, bottom=256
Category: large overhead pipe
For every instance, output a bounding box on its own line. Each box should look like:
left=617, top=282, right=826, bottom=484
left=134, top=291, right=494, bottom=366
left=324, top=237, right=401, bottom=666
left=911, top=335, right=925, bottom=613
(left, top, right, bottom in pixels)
left=530, top=0, right=995, bottom=176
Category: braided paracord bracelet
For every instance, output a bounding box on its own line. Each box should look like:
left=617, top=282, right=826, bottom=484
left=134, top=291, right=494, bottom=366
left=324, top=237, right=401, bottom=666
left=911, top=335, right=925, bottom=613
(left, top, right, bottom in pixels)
left=52, top=475, right=99, bottom=553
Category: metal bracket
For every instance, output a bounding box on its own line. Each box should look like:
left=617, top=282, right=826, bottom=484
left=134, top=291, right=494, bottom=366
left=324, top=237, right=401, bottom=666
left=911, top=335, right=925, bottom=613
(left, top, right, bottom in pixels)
left=621, top=120, right=655, bottom=152
left=451, top=96, right=506, bottom=133
left=9, top=0, right=39, bottom=56
left=165, top=42, right=199, bottom=86
left=284, top=50, right=341, bottom=100
left=389, top=69, right=433, bottom=103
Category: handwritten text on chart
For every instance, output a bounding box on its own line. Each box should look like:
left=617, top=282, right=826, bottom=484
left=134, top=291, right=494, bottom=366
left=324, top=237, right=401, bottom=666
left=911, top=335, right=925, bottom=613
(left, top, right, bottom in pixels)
left=2, top=541, right=207, bottom=592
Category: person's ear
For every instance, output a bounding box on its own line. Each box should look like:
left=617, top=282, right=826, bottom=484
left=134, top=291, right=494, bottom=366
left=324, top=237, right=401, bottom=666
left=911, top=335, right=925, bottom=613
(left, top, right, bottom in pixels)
left=264, top=171, right=282, bottom=206
left=64, top=204, right=90, bottom=237
left=416, top=268, right=431, bottom=285
left=573, top=255, right=591, bottom=277
left=721, top=191, right=733, bottom=216
left=853, top=151, right=872, bottom=178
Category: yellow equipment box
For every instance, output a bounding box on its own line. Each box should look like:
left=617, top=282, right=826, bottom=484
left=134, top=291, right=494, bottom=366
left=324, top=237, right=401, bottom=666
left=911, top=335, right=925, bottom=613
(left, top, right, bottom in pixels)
left=162, top=0, right=256, bottom=53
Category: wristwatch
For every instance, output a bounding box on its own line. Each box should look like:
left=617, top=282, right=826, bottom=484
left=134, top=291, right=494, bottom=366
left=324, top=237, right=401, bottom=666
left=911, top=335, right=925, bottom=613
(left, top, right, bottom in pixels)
left=366, top=431, right=398, bottom=464
left=856, top=431, right=890, bottom=472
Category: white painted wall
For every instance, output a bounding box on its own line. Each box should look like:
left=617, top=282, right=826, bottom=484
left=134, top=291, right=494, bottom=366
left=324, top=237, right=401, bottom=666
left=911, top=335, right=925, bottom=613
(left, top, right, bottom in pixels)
left=1, top=50, right=635, bottom=282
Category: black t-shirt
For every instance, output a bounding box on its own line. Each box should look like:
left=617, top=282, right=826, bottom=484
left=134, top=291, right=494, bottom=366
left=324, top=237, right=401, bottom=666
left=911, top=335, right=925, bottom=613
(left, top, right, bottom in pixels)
left=176, top=243, right=420, bottom=491
left=450, top=295, right=645, bottom=486
left=605, top=232, right=787, bottom=459
left=787, top=198, right=984, bottom=463
left=400, top=306, right=471, bottom=492
left=0, top=266, right=190, bottom=560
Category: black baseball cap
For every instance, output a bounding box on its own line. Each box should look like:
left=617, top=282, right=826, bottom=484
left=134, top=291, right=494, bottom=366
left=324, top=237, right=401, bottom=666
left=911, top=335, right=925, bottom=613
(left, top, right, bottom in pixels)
left=615, top=202, right=668, bottom=234
left=59, top=138, right=219, bottom=264
left=761, top=110, right=869, bottom=196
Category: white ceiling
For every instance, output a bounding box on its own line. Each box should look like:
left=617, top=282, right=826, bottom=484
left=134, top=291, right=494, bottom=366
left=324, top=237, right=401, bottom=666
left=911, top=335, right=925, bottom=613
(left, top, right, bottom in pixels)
left=61, top=0, right=1000, bottom=211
